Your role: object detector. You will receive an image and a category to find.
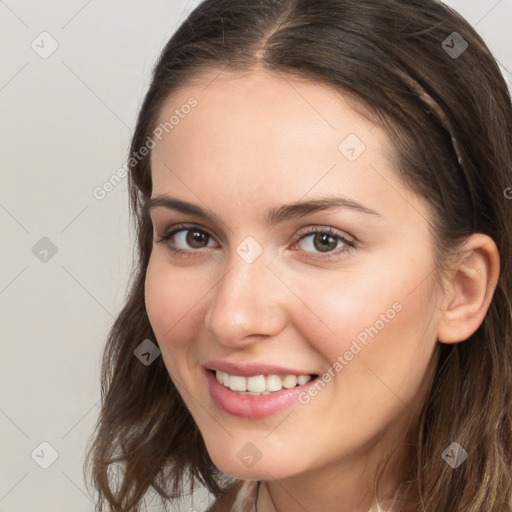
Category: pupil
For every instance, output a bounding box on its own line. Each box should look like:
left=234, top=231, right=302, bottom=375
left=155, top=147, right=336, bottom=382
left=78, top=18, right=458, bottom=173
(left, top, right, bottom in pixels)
left=187, top=230, right=207, bottom=248
left=184, top=231, right=338, bottom=251
left=314, top=233, right=336, bottom=252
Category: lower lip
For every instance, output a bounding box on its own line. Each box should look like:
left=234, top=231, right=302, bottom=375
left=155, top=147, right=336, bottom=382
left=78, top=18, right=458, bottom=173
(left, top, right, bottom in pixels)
left=205, top=368, right=319, bottom=419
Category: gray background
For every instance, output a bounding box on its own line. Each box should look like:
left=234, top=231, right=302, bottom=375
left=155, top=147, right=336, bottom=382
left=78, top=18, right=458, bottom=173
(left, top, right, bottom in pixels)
left=1, top=1, right=511, bottom=511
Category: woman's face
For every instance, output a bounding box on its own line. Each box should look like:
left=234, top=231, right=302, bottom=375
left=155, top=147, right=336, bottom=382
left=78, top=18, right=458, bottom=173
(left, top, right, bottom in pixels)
left=145, top=68, right=443, bottom=483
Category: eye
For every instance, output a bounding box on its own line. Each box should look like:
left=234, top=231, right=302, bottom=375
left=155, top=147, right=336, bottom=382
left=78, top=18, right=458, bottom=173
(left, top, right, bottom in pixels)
left=292, top=227, right=356, bottom=260
left=155, top=223, right=217, bottom=256
left=155, top=223, right=356, bottom=261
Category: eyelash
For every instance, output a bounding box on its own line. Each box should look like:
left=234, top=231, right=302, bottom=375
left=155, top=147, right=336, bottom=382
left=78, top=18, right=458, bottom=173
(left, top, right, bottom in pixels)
left=155, top=223, right=356, bottom=261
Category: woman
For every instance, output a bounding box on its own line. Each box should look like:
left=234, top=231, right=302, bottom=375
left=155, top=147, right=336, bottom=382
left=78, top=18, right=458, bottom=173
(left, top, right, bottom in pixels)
left=85, top=1, right=512, bottom=511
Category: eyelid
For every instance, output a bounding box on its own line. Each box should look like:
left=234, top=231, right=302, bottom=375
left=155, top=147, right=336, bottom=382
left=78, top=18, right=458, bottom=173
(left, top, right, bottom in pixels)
left=157, top=221, right=355, bottom=240
left=156, top=222, right=357, bottom=262
left=295, top=225, right=355, bottom=243
left=156, top=223, right=220, bottom=252
left=290, top=226, right=356, bottom=261
left=159, top=223, right=217, bottom=242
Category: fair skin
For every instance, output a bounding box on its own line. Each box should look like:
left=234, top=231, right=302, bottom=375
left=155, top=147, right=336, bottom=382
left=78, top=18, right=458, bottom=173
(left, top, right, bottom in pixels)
left=144, top=68, right=500, bottom=512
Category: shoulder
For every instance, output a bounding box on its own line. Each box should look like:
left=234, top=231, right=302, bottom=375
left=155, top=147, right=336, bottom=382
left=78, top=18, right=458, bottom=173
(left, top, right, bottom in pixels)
left=204, top=480, right=259, bottom=512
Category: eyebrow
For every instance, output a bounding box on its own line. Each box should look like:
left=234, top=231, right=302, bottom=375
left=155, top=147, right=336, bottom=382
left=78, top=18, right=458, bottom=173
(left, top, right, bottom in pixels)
left=147, top=194, right=381, bottom=225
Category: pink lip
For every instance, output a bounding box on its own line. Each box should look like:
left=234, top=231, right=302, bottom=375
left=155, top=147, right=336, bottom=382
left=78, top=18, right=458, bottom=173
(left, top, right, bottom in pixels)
left=203, top=359, right=316, bottom=377
left=204, top=367, right=319, bottom=419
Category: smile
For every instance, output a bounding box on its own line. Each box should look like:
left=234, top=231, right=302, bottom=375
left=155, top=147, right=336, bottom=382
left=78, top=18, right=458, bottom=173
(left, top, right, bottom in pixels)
left=215, top=370, right=313, bottom=395
left=205, top=368, right=320, bottom=418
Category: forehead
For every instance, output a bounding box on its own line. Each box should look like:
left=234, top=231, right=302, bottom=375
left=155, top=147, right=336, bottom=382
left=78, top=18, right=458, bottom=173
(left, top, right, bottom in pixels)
left=154, top=68, right=379, bottom=146
left=149, top=68, right=430, bottom=229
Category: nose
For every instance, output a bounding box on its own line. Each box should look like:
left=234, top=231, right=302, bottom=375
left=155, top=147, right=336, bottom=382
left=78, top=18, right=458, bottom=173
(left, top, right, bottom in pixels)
left=204, top=248, right=288, bottom=347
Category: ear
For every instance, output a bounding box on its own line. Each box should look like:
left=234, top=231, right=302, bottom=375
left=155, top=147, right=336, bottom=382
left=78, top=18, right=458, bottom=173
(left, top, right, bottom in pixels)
left=437, top=233, right=500, bottom=344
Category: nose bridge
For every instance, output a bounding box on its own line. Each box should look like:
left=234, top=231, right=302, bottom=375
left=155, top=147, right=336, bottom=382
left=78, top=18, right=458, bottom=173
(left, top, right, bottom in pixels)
left=204, top=246, right=286, bottom=344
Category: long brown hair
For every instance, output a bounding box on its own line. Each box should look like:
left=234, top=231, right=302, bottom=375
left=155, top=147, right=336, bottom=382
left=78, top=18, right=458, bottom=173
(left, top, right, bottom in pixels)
left=84, top=0, right=512, bottom=510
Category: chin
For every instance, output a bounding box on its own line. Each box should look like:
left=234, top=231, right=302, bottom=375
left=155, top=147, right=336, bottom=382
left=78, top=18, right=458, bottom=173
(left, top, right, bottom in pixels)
left=205, top=443, right=299, bottom=481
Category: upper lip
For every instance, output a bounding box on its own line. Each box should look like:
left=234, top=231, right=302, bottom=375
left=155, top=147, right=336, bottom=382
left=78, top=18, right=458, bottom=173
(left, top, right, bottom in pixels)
left=204, top=359, right=317, bottom=377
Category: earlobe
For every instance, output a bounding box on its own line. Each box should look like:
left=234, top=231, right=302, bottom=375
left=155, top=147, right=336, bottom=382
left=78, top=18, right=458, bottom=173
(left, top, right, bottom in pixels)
left=437, top=234, right=500, bottom=344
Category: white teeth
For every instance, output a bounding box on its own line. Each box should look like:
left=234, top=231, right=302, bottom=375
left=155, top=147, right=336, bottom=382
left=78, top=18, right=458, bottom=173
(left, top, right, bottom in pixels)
left=217, top=371, right=229, bottom=385
left=247, top=375, right=266, bottom=392
left=282, top=375, right=298, bottom=388
left=228, top=375, right=246, bottom=392
left=266, top=374, right=283, bottom=392
left=215, top=370, right=312, bottom=394
left=297, top=375, right=310, bottom=385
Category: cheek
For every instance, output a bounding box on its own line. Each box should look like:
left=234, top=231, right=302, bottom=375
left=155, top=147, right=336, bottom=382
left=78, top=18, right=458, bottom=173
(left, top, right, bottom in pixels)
left=145, top=257, right=174, bottom=337
left=273, top=259, right=438, bottom=463
left=144, top=256, right=205, bottom=351
left=286, top=253, right=438, bottom=384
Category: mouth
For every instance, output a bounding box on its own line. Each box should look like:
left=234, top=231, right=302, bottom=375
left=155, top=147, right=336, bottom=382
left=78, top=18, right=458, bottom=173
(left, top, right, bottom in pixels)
left=204, top=367, right=321, bottom=418
left=207, top=369, right=319, bottom=396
